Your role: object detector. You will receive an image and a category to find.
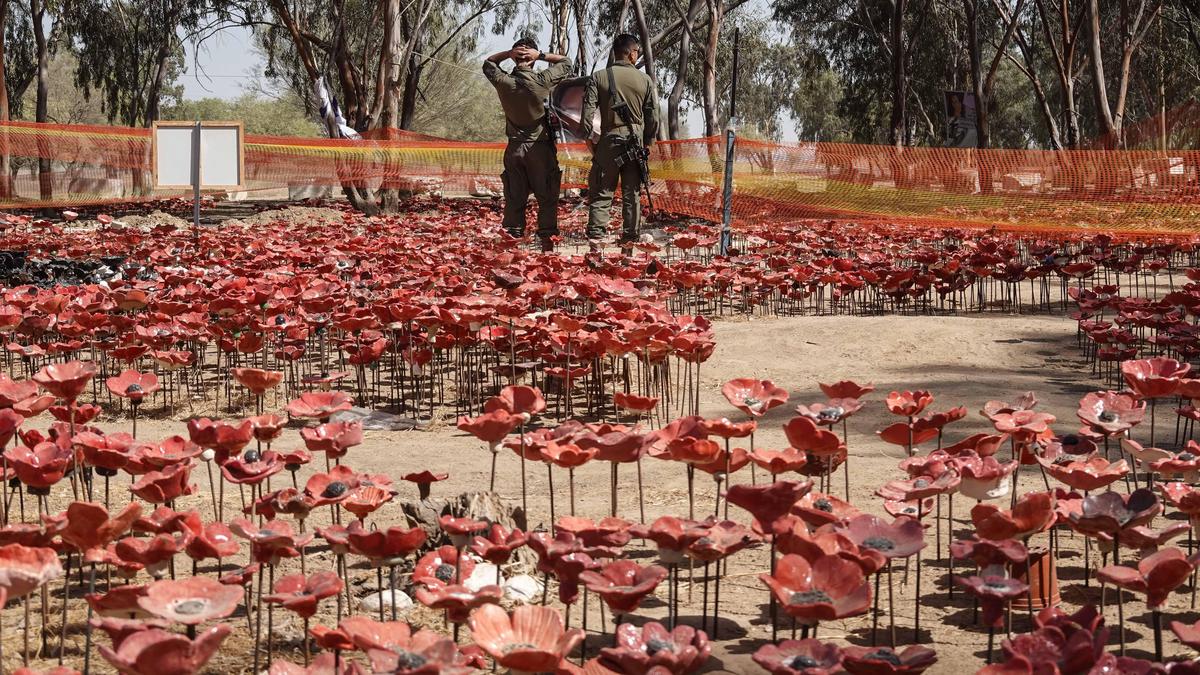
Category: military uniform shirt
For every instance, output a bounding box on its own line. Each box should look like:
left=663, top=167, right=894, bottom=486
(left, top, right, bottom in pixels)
left=483, top=58, right=574, bottom=142
left=580, top=60, right=658, bottom=146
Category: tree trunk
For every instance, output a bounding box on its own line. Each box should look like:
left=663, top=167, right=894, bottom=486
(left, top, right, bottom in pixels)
left=668, top=0, right=702, bottom=140
left=964, top=0, right=988, bottom=148
left=701, top=0, right=722, bottom=135
left=1087, top=0, right=1118, bottom=143
left=573, top=0, right=589, bottom=74
left=30, top=0, right=51, bottom=202
left=631, top=0, right=664, bottom=141
left=0, top=0, right=11, bottom=199
left=400, top=55, right=421, bottom=130
left=889, top=0, right=907, bottom=147
left=552, top=0, right=570, bottom=54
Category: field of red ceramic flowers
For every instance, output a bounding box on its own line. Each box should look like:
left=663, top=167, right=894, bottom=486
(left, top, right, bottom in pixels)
left=3, top=197, right=1200, bottom=675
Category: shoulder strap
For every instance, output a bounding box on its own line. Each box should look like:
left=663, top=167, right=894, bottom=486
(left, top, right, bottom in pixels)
left=607, top=65, right=639, bottom=141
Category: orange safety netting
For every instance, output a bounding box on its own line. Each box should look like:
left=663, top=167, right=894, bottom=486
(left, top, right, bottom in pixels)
left=1, top=120, right=1199, bottom=235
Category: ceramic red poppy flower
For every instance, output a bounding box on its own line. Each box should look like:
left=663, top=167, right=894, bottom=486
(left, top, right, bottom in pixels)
left=795, top=398, right=864, bottom=427
left=413, top=544, right=475, bottom=587
left=1077, top=391, right=1144, bottom=436
left=130, top=462, right=196, bottom=503
left=876, top=473, right=960, bottom=502
left=183, top=520, right=239, bottom=561
left=761, top=553, right=871, bottom=622
left=686, top=520, right=760, bottom=562
left=614, top=391, right=659, bottom=413
left=1097, top=547, right=1198, bottom=609
left=229, top=518, right=313, bottom=564
left=270, top=652, right=367, bottom=675
left=782, top=416, right=842, bottom=456
left=61, top=501, right=142, bottom=562
left=98, top=624, right=231, bottom=675
left=89, top=616, right=170, bottom=652
left=304, top=464, right=362, bottom=506
left=698, top=417, right=756, bottom=440
left=186, top=418, right=253, bottom=461
left=264, top=571, right=344, bottom=619
left=1036, top=452, right=1128, bottom=492
left=1122, top=357, right=1190, bottom=399
left=722, top=378, right=789, bottom=417
left=956, top=575, right=1029, bottom=627
left=4, top=441, right=72, bottom=490
left=252, top=488, right=319, bottom=521
left=402, top=470, right=448, bottom=499
left=554, top=516, right=632, bottom=549
left=820, top=380, right=874, bottom=400
left=287, top=391, right=354, bottom=419
left=105, top=370, right=160, bottom=403
left=579, top=559, right=668, bottom=613
left=836, top=515, right=925, bottom=560
left=133, top=436, right=204, bottom=473
left=221, top=449, right=283, bottom=485
left=753, top=638, right=843, bottom=675
left=949, top=536, right=1028, bottom=573
left=138, top=575, right=242, bottom=625
left=346, top=521, right=427, bottom=564
left=840, top=645, right=937, bottom=675
left=598, top=621, right=710, bottom=674
left=885, top=391, right=933, bottom=418
left=301, top=421, right=364, bottom=458
left=74, top=431, right=134, bottom=474
left=991, top=410, right=1056, bottom=442
left=231, top=367, right=284, bottom=395
left=750, top=448, right=808, bottom=475
left=541, top=440, right=597, bottom=468
left=485, top=385, right=547, bottom=419
left=666, top=437, right=722, bottom=466
left=954, top=453, right=1019, bottom=501
left=461, top=519, right=523, bottom=566
left=725, top=480, right=813, bottom=533
left=33, top=360, right=97, bottom=401
left=0, top=543, right=63, bottom=598
left=792, top=492, right=861, bottom=529
left=1067, top=488, right=1159, bottom=538
left=1170, top=618, right=1200, bottom=650
left=468, top=604, right=583, bottom=673
left=342, top=485, right=393, bottom=520
left=630, top=516, right=706, bottom=565
left=249, top=414, right=286, bottom=443
left=971, top=491, right=1056, bottom=540
left=414, top=583, right=503, bottom=623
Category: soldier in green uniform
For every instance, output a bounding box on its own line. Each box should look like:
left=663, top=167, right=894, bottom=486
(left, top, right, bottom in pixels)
left=483, top=39, right=573, bottom=252
left=580, top=34, right=658, bottom=249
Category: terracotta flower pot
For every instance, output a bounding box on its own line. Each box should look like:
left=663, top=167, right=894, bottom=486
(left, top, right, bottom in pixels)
left=1012, top=546, right=1060, bottom=611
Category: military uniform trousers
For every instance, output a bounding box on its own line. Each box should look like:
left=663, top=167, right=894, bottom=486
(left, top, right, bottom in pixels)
left=501, top=138, right=560, bottom=239
left=586, top=133, right=644, bottom=241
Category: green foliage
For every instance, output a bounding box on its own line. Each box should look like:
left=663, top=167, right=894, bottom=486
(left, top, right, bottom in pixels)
left=163, top=91, right=320, bottom=136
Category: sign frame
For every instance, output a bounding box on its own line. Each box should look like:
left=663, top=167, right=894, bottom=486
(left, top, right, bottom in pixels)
left=150, top=120, right=245, bottom=191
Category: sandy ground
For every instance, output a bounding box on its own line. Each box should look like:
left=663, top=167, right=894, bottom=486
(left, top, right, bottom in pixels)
left=3, top=311, right=1194, bottom=674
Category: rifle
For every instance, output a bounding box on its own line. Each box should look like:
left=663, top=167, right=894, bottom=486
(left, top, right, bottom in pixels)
left=607, top=67, right=655, bottom=213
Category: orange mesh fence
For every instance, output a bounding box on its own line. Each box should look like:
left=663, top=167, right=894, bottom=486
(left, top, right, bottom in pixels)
left=1, top=120, right=1199, bottom=235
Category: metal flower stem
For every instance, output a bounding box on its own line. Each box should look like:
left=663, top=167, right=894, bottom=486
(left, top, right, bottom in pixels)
left=713, top=558, right=723, bottom=640
left=872, top=571, right=881, bottom=645
left=842, top=418, right=850, bottom=500
left=389, top=565, right=399, bottom=620
left=376, top=567, right=386, bottom=621
left=267, top=563, right=276, bottom=665
left=82, top=559, right=97, bottom=667
left=769, top=539, right=778, bottom=641
left=1153, top=609, right=1164, bottom=661
left=57, top=551, right=71, bottom=663
left=1114, top=534, right=1125, bottom=655
left=888, top=561, right=897, bottom=647
left=252, top=565, right=264, bottom=674
left=548, top=465, right=556, bottom=524
left=569, top=467, right=577, bottom=516
left=914, top=547, right=922, bottom=639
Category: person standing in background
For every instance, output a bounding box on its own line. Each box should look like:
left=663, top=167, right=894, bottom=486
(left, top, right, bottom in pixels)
left=483, top=39, right=572, bottom=252
left=580, top=33, right=658, bottom=251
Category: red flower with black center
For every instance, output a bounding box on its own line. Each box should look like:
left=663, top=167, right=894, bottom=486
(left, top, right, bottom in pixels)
left=840, top=646, right=937, bottom=675
left=579, top=559, right=668, bottom=614
left=1122, top=357, right=1190, bottom=400
left=760, top=553, right=872, bottom=622
left=599, top=621, right=711, bottom=674
left=470, top=524, right=527, bottom=566
left=1097, top=547, right=1198, bottom=609
left=413, top=544, right=474, bottom=587
left=287, top=391, right=354, bottom=420
left=414, top=583, right=502, bottom=623
left=346, top=520, right=426, bottom=564
left=726, top=480, right=813, bottom=533
left=753, top=638, right=843, bottom=675
left=130, top=462, right=196, bottom=503
left=468, top=604, right=583, bottom=674
left=138, top=576, right=242, bottom=625
left=956, top=575, right=1029, bottom=627
left=105, top=370, right=160, bottom=404
left=837, top=515, right=926, bottom=560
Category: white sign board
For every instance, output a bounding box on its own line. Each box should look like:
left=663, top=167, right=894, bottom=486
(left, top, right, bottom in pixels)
left=151, top=121, right=245, bottom=190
